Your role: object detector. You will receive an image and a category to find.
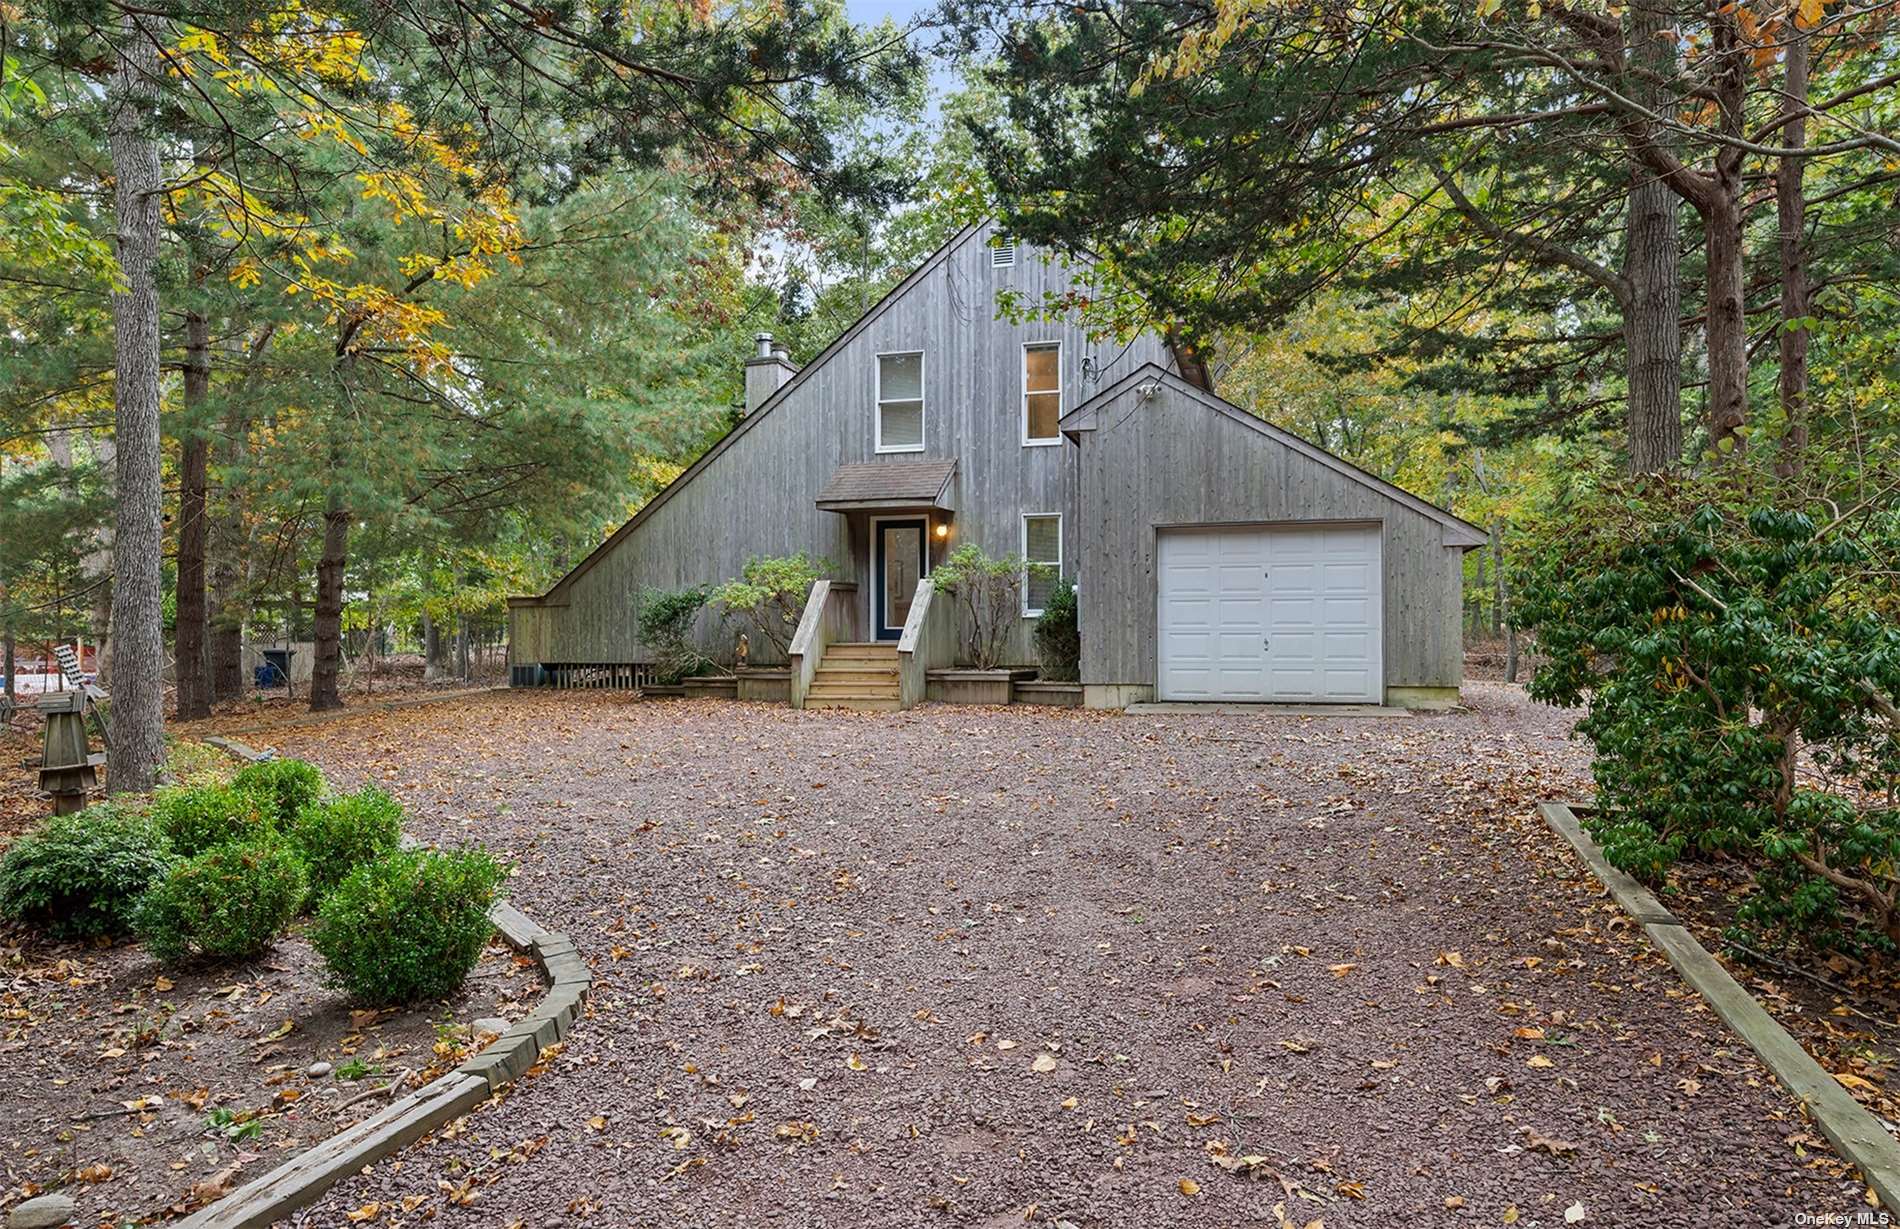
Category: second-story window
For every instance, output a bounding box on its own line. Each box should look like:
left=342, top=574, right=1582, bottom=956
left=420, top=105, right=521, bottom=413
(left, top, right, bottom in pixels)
left=876, top=350, right=924, bottom=452
left=1023, top=342, right=1061, bottom=445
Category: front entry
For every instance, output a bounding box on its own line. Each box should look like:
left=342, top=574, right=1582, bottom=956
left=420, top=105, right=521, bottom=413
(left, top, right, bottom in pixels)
left=873, top=518, right=927, bottom=640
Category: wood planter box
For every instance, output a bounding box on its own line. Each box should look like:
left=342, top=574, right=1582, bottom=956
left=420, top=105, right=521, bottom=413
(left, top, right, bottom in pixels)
left=1014, top=679, right=1082, bottom=707
left=682, top=676, right=738, bottom=700
left=926, top=668, right=1037, bottom=706
left=735, top=667, right=792, bottom=703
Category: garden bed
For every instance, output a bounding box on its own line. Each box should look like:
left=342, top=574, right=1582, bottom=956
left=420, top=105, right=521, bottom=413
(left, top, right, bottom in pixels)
left=0, top=928, right=536, bottom=1225
left=1658, top=855, right=1900, bottom=1125
left=0, top=741, right=521, bottom=1226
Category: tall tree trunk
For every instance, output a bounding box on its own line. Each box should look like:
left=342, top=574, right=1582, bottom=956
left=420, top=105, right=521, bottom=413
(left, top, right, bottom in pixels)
left=1489, top=523, right=1504, bottom=638
left=104, top=12, right=166, bottom=792
left=174, top=306, right=211, bottom=719
left=422, top=610, right=449, bottom=682
left=309, top=496, right=349, bottom=711
left=1702, top=19, right=1750, bottom=456
left=208, top=415, right=251, bottom=701
left=1774, top=26, right=1811, bottom=478
left=1621, top=0, right=1684, bottom=472
left=1623, top=172, right=1684, bottom=471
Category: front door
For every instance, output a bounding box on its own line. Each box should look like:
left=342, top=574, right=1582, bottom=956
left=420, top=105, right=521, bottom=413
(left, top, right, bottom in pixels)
left=874, top=518, right=927, bottom=640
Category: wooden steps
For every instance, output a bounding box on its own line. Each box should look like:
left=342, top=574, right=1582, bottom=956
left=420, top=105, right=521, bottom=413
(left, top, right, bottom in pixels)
left=807, top=643, right=901, bottom=711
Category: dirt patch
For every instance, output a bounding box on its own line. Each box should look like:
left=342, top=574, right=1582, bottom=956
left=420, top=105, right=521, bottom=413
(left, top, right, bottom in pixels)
left=213, top=685, right=1877, bottom=1225
left=0, top=926, right=538, bottom=1225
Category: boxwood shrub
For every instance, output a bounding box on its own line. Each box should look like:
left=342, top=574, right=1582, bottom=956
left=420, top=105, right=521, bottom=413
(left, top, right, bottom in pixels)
left=232, top=758, right=326, bottom=825
left=289, top=786, right=404, bottom=900
left=134, top=839, right=307, bottom=964
left=151, top=784, right=275, bottom=857
left=0, top=804, right=174, bottom=939
left=310, top=848, right=507, bottom=1004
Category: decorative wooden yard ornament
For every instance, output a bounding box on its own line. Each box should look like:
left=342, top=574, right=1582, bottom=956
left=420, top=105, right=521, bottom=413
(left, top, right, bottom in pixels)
left=51, top=643, right=110, bottom=750
left=736, top=633, right=749, bottom=670
left=38, top=691, right=100, bottom=814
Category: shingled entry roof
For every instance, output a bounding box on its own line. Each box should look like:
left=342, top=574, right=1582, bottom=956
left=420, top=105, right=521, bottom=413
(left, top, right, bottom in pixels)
left=814, top=458, right=958, bottom=511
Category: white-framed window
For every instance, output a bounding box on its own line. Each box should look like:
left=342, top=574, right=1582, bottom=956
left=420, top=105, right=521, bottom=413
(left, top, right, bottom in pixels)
left=991, top=237, right=1016, bottom=267
left=875, top=350, right=924, bottom=453
left=1022, top=513, right=1061, bottom=615
left=1022, top=341, right=1061, bottom=445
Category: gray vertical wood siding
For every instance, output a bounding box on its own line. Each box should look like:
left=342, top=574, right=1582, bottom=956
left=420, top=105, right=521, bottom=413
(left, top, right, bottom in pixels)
left=508, top=222, right=1170, bottom=667
left=1068, top=371, right=1479, bottom=695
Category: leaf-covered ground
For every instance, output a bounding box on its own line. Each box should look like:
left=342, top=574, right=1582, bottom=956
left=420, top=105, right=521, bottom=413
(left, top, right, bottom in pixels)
left=212, top=687, right=1863, bottom=1224
left=0, top=930, right=538, bottom=1225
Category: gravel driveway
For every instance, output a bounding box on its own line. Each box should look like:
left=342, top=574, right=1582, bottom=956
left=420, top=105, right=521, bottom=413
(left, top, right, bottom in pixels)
left=256, top=684, right=1860, bottom=1227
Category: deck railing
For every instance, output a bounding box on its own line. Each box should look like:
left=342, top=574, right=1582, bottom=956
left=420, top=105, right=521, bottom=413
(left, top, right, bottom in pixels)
left=514, top=663, right=657, bottom=690
left=896, top=578, right=956, bottom=709
left=787, top=580, right=859, bottom=708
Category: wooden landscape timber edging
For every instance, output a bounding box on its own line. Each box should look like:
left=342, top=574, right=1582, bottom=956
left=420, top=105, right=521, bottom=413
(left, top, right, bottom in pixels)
left=1537, top=801, right=1900, bottom=1210
left=176, top=738, right=593, bottom=1229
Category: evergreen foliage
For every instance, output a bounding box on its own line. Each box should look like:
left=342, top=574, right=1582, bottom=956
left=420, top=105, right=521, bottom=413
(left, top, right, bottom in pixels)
left=1033, top=579, right=1079, bottom=682
left=310, top=847, right=508, bottom=1004
left=0, top=804, right=174, bottom=939
left=134, top=838, right=307, bottom=964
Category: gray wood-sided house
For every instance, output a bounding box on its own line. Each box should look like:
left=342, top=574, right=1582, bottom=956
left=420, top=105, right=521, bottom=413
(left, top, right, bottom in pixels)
left=507, top=221, right=1486, bottom=709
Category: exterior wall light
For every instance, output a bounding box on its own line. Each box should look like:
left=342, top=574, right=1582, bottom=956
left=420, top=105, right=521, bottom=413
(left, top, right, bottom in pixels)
left=935, top=522, right=949, bottom=539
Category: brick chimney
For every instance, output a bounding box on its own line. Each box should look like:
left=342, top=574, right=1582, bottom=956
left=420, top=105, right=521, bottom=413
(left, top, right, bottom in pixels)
left=743, top=332, right=798, bottom=415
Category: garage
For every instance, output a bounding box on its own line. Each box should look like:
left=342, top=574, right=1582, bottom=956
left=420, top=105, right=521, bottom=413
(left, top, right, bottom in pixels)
left=1155, top=523, right=1383, bottom=702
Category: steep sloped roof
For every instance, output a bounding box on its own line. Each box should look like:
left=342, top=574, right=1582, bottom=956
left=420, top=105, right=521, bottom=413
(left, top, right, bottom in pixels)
left=511, top=223, right=989, bottom=606
left=1061, top=363, right=1488, bottom=549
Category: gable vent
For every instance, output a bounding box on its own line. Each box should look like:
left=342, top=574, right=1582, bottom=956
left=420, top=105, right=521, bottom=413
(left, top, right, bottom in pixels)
left=991, top=238, right=1016, bottom=268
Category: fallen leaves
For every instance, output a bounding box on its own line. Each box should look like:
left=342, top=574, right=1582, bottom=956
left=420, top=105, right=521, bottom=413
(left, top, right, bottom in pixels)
left=776, top=1120, right=820, bottom=1144
left=1177, top=1178, right=1201, bottom=1196
left=1521, top=1128, right=1581, bottom=1157
left=1031, top=1053, right=1058, bottom=1073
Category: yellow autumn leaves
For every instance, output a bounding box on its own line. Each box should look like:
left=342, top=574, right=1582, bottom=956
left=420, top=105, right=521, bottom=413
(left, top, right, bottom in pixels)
left=164, top=16, right=528, bottom=375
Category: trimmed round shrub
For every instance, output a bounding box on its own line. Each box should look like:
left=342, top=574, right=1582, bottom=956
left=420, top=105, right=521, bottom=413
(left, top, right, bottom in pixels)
left=310, top=848, right=507, bottom=1005
left=0, top=804, right=174, bottom=939
left=232, top=758, right=325, bottom=825
left=150, top=783, right=275, bottom=856
left=133, top=839, right=307, bottom=965
left=289, top=786, right=404, bottom=901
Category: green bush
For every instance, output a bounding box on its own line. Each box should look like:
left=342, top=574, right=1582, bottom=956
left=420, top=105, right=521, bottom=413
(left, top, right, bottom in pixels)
left=232, top=758, right=326, bottom=825
left=133, top=839, right=307, bottom=964
left=932, top=543, right=1041, bottom=670
left=1517, top=477, right=1900, bottom=952
left=289, top=786, right=404, bottom=900
left=710, top=553, right=832, bottom=659
left=0, top=804, right=174, bottom=939
left=638, top=585, right=715, bottom=684
left=151, top=784, right=275, bottom=857
left=310, top=848, right=507, bottom=1004
left=1033, top=578, right=1080, bottom=682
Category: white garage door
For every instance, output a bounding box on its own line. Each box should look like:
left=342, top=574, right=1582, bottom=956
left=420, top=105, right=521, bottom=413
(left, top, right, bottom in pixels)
left=1156, top=524, right=1383, bottom=702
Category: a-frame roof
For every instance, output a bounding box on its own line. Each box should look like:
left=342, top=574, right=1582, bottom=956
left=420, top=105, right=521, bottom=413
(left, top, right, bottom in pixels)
left=510, top=221, right=991, bottom=606
left=1061, top=363, right=1488, bottom=549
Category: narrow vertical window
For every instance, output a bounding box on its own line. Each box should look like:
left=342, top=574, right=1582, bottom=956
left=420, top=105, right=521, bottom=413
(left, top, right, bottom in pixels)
left=876, top=351, right=924, bottom=452
left=1023, top=342, right=1061, bottom=445
left=1022, top=514, right=1061, bottom=615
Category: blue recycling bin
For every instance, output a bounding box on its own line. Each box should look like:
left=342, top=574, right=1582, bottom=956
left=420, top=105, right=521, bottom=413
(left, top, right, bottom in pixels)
left=256, top=648, right=294, bottom=687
